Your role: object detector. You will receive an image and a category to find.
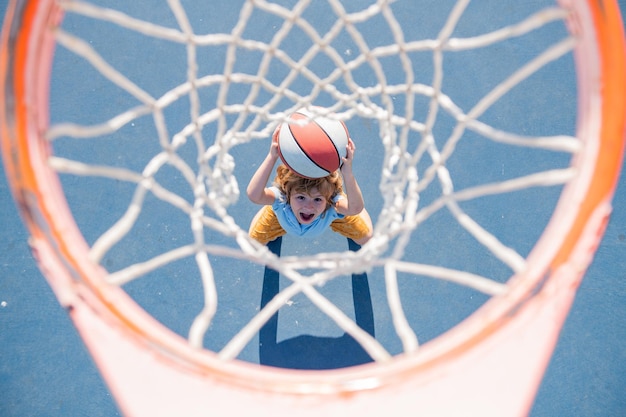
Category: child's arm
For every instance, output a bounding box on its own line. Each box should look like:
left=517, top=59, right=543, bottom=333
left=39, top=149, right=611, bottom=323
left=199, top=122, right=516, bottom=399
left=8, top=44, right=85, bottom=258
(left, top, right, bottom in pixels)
left=247, top=128, right=280, bottom=206
left=335, top=138, right=365, bottom=216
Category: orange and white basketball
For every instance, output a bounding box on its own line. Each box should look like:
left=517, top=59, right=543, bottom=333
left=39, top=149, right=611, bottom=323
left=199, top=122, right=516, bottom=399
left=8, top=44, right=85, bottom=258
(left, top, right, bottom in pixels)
left=277, top=109, right=349, bottom=178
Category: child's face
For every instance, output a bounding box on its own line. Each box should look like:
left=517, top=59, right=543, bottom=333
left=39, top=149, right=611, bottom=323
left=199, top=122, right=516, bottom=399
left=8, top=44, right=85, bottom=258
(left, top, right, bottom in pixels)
left=289, top=187, right=328, bottom=224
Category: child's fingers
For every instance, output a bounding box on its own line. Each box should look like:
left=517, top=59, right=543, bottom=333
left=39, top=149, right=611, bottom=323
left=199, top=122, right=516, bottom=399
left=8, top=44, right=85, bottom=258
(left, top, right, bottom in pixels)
left=345, top=140, right=355, bottom=159
left=268, top=126, right=281, bottom=157
left=272, top=125, right=281, bottom=142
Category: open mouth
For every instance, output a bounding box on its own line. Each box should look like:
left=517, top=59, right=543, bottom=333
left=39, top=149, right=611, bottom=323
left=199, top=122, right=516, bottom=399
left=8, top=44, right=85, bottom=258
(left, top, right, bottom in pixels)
left=299, top=212, right=315, bottom=222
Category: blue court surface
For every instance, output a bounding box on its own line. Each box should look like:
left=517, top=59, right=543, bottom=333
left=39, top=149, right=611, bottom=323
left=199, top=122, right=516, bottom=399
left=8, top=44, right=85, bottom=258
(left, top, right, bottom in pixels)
left=1, top=1, right=625, bottom=416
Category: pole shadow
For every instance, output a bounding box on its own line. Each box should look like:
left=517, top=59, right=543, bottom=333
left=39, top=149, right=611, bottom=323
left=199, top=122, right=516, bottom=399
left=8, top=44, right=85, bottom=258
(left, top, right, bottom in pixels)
left=259, top=237, right=376, bottom=370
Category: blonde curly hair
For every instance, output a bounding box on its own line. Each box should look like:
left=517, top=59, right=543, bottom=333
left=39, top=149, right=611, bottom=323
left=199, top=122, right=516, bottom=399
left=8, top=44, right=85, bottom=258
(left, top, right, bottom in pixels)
left=273, top=165, right=343, bottom=210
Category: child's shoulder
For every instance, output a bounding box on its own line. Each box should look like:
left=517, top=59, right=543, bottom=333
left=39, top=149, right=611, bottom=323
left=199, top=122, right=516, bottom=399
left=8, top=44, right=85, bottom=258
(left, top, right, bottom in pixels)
left=332, top=192, right=346, bottom=203
left=268, top=186, right=284, bottom=201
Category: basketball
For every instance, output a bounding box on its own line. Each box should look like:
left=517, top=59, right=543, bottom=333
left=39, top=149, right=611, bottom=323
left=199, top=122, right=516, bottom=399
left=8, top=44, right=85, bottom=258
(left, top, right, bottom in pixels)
left=277, top=109, right=349, bottom=178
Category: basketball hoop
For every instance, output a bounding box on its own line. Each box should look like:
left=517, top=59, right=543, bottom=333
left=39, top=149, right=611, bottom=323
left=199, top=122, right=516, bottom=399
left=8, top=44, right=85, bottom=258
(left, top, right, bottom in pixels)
left=1, top=0, right=624, bottom=416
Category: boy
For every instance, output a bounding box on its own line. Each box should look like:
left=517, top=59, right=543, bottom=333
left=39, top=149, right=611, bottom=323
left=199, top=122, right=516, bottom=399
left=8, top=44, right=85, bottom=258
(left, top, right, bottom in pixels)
left=247, top=126, right=373, bottom=246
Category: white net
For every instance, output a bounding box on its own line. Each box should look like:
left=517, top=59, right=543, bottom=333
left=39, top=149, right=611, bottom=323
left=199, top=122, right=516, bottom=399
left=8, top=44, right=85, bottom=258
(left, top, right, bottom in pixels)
left=46, top=0, right=579, bottom=365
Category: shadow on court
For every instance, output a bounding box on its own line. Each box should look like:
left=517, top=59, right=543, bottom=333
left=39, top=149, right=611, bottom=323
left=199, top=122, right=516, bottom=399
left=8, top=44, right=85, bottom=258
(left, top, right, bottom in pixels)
left=259, top=237, right=375, bottom=370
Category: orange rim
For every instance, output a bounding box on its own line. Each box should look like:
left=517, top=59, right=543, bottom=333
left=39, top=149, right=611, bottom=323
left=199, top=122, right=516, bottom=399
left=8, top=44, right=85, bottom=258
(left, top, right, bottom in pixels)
left=1, top=0, right=625, bottom=402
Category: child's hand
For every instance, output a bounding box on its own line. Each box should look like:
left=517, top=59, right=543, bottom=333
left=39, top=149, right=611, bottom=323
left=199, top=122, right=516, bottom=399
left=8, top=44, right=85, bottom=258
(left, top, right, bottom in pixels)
left=269, top=125, right=281, bottom=158
left=341, top=138, right=356, bottom=172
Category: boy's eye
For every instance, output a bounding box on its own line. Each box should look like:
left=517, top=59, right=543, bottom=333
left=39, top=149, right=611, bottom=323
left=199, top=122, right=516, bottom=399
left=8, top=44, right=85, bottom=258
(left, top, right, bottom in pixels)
left=314, top=197, right=324, bottom=203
